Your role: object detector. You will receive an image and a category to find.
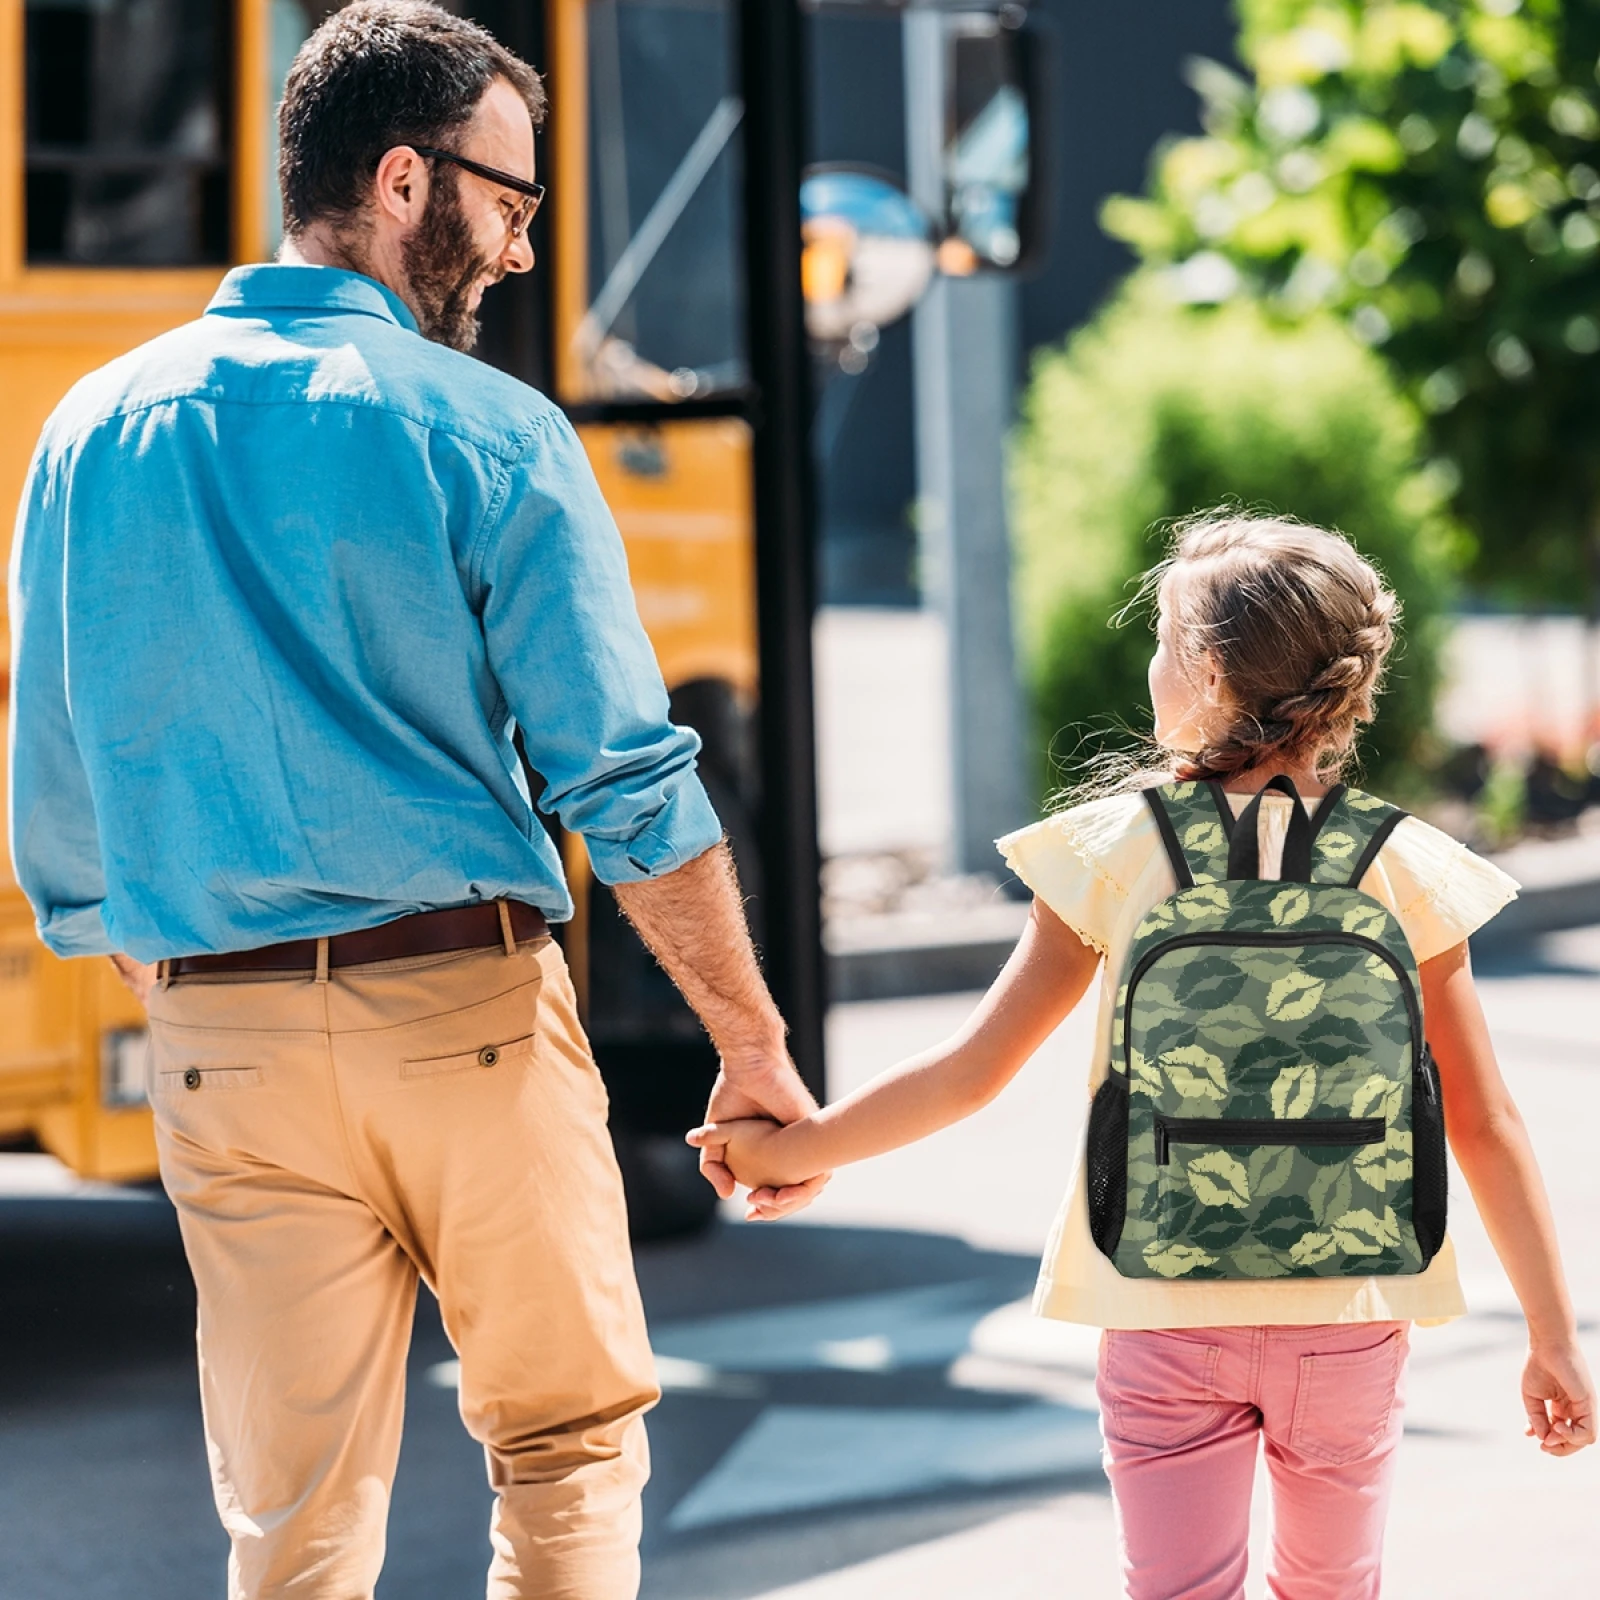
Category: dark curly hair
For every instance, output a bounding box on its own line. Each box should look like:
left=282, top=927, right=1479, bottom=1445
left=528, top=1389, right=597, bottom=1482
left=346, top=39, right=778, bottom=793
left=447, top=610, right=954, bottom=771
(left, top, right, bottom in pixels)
left=278, top=0, right=545, bottom=235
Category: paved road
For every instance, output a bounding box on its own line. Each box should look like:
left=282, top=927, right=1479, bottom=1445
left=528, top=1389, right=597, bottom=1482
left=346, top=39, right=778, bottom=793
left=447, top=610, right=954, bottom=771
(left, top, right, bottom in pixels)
left=3, top=928, right=1599, bottom=1599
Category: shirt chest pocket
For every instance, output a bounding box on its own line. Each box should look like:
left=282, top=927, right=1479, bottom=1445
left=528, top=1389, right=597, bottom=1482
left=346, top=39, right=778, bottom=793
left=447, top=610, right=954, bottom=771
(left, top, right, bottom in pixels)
left=400, top=1032, right=540, bottom=1080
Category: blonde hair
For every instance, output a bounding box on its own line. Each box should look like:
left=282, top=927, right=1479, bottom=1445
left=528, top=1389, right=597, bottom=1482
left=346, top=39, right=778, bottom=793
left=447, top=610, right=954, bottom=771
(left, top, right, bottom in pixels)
left=1143, top=511, right=1398, bottom=783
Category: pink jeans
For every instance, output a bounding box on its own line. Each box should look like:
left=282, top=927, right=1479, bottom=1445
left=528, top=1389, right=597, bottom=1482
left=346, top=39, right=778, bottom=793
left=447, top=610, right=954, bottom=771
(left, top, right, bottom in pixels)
left=1096, top=1322, right=1409, bottom=1600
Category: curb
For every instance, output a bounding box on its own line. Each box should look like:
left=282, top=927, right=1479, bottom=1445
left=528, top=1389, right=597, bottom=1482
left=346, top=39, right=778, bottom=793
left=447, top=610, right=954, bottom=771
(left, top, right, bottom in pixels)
left=827, top=873, right=1600, bottom=1004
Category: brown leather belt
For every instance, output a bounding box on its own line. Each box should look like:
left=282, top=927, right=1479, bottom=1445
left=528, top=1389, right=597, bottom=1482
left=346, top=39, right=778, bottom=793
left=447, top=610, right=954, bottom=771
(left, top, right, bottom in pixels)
left=165, top=901, right=549, bottom=979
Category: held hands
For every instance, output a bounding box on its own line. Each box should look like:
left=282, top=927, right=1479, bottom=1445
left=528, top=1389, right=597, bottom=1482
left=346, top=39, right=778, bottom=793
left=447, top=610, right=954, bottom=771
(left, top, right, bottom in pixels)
left=686, top=1115, right=818, bottom=1205
left=1522, top=1339, right=1597, bottom=1456
left=694, top=1034, right=830, bottom=1221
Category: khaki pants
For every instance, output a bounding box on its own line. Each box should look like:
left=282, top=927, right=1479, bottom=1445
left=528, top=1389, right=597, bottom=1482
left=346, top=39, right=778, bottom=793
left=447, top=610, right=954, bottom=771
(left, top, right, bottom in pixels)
left=146, top=936, right=658, bottom=1600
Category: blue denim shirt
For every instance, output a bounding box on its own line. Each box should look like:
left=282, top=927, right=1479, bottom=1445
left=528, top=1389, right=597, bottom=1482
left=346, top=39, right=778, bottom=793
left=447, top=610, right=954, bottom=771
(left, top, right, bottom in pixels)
left=8, top=265, right=722, bottom=960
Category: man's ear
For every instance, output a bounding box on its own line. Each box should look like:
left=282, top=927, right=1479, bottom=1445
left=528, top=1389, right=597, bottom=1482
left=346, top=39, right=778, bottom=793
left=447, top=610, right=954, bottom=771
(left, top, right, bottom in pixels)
left=372, top=145, right=430, bottom=228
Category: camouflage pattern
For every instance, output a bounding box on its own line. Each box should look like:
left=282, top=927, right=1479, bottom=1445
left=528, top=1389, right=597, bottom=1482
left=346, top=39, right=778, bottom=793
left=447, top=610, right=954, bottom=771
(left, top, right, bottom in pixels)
left=1102, top=781, right=1434, bottom=1281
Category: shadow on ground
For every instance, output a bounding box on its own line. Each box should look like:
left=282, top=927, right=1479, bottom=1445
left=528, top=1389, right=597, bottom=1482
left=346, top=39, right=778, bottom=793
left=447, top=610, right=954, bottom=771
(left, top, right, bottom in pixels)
left=0, top=1189, right=1103, bottom=1600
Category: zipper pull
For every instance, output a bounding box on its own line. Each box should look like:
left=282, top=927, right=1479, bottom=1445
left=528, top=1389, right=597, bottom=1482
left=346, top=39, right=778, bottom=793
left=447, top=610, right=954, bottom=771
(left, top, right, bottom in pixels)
left=1419, top=1047, right=1439, bottom=1105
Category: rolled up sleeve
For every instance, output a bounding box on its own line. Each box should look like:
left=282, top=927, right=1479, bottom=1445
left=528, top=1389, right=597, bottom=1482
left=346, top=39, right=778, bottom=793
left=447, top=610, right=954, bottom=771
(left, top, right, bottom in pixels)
left=475, top=411, right=723, bottom=885
left=8, top=448, right=112, bottom=956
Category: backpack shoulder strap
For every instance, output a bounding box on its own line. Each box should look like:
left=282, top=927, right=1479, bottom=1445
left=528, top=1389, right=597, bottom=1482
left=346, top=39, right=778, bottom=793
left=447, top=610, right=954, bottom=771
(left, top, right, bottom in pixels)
left=1309, top=786, right=1410, bottom=887
left=1144, top=781, right=1234, bottom=888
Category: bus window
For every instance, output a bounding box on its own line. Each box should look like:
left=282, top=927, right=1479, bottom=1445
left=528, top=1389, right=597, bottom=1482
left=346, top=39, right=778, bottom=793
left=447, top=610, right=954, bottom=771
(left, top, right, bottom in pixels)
left=565, top=0, right=747, bottom=402
left=24, top=0, right=234, bottom=265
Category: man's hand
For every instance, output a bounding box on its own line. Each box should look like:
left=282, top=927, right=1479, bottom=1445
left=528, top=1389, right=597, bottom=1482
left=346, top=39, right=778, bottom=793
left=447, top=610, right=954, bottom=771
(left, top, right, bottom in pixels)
left=611, top=843, right=833, bottom=1220
left=699, top=1057, right=829, bottom=1220
left=109, top=953, right=157, bottom=1008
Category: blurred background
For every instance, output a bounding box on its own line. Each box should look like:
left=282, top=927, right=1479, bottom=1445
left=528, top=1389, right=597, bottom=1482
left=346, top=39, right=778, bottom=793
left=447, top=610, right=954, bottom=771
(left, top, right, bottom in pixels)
left=4, top=0, right=1600, bottom=1594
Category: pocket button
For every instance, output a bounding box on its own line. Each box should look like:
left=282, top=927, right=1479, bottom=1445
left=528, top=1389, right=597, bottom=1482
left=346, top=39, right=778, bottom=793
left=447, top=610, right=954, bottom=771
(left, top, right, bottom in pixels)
left=478, top=1046, right=500, bottom=1068
left=182, top=1067, right=202, bottom=1091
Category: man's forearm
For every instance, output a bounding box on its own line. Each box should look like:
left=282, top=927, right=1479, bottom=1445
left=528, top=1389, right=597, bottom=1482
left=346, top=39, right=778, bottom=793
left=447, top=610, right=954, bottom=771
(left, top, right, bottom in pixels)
left=611, top=842, right=784, bottom=1053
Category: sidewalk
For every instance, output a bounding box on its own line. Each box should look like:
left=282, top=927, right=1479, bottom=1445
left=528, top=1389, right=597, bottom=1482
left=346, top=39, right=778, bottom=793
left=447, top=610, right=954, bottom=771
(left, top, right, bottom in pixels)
left=694, top=930, right=1600, bottom=1598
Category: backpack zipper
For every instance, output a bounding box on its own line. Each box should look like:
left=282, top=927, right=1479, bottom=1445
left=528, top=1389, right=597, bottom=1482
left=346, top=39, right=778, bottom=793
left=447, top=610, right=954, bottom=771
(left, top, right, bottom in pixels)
left=1122, top=929, right=1424, bottom=1083
left=1155, top=1114, right=1387, bottom=1165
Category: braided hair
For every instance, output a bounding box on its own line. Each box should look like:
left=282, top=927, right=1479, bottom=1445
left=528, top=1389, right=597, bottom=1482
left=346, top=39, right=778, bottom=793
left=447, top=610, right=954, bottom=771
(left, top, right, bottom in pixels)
left=1153, top=513, right=1398, bottom=783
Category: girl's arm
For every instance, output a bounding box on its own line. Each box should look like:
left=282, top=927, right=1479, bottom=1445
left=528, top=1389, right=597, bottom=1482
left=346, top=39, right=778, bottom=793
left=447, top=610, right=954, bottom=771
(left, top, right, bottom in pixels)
left=688, top=899, right=1101, bottom=1193
left=1421, top=939, right=1595, bottom=1455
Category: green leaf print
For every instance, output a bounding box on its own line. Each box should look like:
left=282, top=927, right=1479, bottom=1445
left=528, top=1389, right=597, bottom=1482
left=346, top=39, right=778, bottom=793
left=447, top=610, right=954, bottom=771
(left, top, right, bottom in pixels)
left=1173, top=955, right=1248, bottom=1009
left=1189, top=1205, right=1252, bottom=1251
left=1134, top=903, right=1176, bottom=939
left=1199, top=1003, right=1266, bottom=1049
left=1129, top=1049, right=1163, bottom=1098
left=1308, top=1163, right=1353, bottom=1224
left=1160, top=1045, right=1228, bottom=1101
left=1142, top=1241, right=1218, bottom=1278
left=1288, top=1230, right=1340, bottom=1267
left=1256, top=1194, right=1316, bottom=1249
left=1354, top=1128, right=1413, bottom=1191
left=1175, top=885, right=1231, bottom=920
left=1266, top=970, right=1326, bottom=1022
left=1269, top=886, right=1311, bottom=926
left=1120, top=1214, right=1158, bottom=1244
left=1351, top=1074, right=1403, bottom=1122
left=1234, top=1035, right=1304, bottom=1076
left=1331, top=1207, right=1402, bottom=1254
left=1270, top=1064, right=1317, bottom=1120
left=1247, top=1143, right=1297, bottom=1201
left=1184, top=1150, right=1251, bottom=1208
left=1183, top=820, right=1226, bottom=857
left=1318, top=830, right=1357, bottom=863
left=1296, top=1016, right=1375, bottom=1064
left=1228, top=1244, right=1292, bottom=1278
left=1235, top=950, right=1299, bottom=984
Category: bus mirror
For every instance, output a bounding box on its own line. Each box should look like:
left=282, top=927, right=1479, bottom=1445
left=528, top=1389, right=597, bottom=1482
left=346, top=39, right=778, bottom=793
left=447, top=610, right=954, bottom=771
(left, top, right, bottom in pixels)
left=935, top=9, right=1053, bottom=276
left=799, top=167, right=936, bottom=348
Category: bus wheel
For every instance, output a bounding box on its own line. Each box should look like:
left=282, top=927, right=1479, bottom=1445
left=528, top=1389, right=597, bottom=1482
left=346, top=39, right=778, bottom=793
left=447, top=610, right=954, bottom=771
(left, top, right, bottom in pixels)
left=611, top=1128, right=721, bottom=1242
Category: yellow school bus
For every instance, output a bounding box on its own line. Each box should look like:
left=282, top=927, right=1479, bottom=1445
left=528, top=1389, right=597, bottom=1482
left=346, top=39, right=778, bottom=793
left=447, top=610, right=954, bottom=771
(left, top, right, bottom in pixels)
left=0, top=0, right=822, bottom=1229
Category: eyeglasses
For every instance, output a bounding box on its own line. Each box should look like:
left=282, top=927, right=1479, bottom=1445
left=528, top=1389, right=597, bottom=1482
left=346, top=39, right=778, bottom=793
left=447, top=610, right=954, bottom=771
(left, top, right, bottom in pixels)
left=411, top=145, right=546, bottom=239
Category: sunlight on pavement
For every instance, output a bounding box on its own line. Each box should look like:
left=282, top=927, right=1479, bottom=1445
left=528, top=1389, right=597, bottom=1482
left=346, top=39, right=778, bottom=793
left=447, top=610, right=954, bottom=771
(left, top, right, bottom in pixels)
left=666, top=1402, right=1102, bottom=1532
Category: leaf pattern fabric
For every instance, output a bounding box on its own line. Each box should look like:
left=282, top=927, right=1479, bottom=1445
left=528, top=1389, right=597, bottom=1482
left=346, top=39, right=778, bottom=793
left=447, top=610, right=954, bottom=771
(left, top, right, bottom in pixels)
left=1097, top=783, right=1446, bottom=1282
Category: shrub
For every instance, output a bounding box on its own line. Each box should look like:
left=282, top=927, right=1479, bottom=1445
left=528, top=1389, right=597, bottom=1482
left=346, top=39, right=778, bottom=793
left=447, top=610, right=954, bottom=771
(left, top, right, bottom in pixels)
left=1010, top=277, right=1463, bottom=800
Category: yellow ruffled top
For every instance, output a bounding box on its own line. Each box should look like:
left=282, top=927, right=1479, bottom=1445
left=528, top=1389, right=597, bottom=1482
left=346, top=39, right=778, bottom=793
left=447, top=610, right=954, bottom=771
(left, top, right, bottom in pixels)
left=998, top=789, right=1520, bottom=1330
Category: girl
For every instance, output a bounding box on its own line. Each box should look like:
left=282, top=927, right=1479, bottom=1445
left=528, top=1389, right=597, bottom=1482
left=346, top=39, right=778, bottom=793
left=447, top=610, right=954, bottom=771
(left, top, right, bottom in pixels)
left=690, top=514, right=1595, bottom=1599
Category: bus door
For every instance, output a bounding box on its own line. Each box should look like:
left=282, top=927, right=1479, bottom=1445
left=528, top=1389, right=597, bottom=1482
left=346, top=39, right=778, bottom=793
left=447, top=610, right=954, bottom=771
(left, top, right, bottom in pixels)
left=0, top=0, right=275, bottom=1179
left=533, top=0, right=823, bottom=1236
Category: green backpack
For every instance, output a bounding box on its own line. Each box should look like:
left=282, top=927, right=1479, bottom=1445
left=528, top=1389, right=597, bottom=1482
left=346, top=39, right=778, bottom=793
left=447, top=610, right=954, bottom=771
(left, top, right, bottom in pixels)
left=1086, top=775, right=1447, bottom=1281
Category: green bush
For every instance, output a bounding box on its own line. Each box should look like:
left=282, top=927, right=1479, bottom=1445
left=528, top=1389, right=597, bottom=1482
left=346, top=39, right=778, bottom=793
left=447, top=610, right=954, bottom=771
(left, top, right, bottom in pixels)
left=1010, top=277, right=1464, bottom=800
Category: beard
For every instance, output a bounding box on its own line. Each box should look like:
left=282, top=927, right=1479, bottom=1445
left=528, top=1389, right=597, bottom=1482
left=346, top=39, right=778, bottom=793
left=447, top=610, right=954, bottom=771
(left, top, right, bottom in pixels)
left=400, top=170, right=501, bottom=352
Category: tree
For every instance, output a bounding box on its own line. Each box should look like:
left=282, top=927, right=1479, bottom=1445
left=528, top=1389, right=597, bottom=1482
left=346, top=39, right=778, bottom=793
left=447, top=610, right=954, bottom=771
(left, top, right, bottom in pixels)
left=1103, top=0, right=1600, bottom=613
left=1011, top=281, right=1459, bottom=800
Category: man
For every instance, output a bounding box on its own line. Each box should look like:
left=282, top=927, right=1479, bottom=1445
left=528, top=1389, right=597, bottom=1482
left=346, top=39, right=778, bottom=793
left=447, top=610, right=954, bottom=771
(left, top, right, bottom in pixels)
left=7, top=4, right=822, bottom=1595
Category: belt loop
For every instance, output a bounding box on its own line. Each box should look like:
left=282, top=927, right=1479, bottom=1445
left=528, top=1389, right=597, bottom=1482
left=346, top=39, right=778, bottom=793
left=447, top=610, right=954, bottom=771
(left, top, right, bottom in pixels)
left=497, top=899, right=517, bottom=957
left=314, top=937, right=330, bottom=985
left=158, top=958, right=172, bottom=990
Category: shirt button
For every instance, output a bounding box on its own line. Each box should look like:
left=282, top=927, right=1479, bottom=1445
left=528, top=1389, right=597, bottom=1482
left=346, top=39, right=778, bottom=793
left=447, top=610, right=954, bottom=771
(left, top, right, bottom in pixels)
left=478, top=1046, right=500, bottom=1068
left=183, top=1067, right=202, bottom=1091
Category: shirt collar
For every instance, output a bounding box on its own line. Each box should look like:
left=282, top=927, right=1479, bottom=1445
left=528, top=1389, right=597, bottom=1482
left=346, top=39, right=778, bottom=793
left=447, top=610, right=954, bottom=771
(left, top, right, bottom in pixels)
left=206, top=264, right=421, bottom=335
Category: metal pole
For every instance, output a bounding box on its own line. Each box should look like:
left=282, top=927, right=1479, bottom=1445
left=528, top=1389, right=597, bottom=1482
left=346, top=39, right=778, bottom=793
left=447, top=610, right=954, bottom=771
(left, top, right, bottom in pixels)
left=738, top=0, right=827, bottom=1100
left=904, top=7, right=1029, bottom=876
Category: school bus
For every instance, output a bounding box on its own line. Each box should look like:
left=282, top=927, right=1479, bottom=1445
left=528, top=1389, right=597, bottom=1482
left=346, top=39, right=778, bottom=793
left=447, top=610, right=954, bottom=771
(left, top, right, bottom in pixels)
left=0, top=0, right=823, bottom=1234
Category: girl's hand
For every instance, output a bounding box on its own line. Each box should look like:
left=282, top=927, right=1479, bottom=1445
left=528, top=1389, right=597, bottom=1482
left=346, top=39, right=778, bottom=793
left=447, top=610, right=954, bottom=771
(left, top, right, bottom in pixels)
left=1522, top=1340, right=1596, bottom=1455
left=686, top=1116, right=820, bottom=1199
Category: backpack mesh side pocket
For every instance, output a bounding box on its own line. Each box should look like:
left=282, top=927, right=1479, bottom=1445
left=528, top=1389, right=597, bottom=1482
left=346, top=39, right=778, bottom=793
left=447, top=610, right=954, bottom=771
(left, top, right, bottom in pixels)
left=1412, top=1046, right=1448, bottom=1265
left=1086, top=1072, right=1130, bottom=1260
